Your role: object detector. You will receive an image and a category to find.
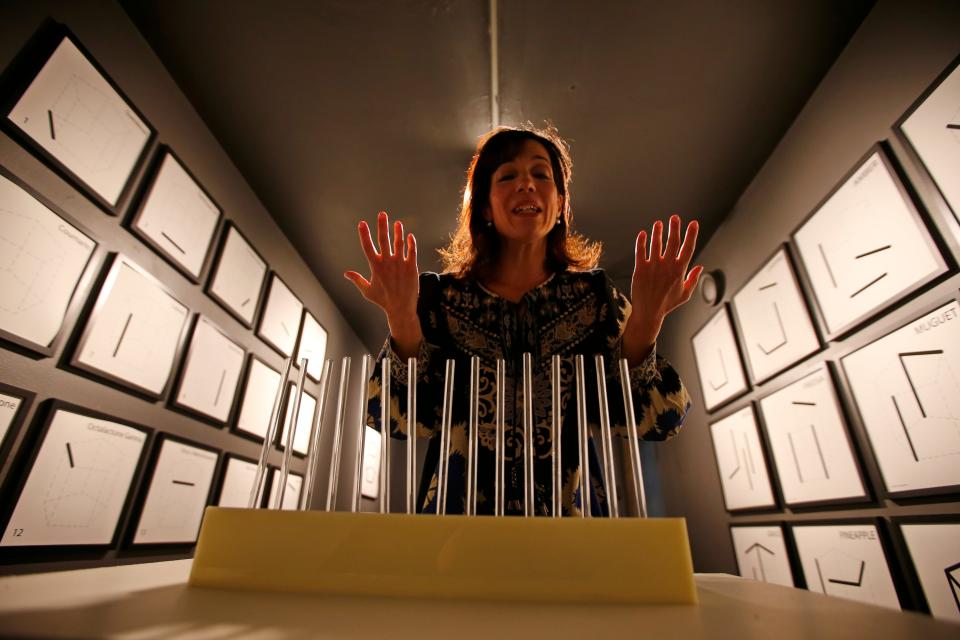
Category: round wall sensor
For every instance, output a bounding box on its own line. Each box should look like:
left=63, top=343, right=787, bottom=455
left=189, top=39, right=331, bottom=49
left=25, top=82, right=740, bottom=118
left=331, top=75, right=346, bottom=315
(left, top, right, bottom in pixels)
left=699, top=270, right=724, bottom=306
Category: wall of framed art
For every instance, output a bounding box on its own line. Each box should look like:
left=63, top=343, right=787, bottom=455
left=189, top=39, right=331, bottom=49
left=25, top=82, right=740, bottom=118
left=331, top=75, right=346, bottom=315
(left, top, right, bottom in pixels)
left=656, top=0, right=960, bottom=621
left=0, top=4, right=368, bottom=575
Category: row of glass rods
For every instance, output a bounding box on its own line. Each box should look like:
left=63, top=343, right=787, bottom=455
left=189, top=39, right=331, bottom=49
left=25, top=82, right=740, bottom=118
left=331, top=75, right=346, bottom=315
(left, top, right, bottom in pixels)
left=247, top=353, right=649, bottom=519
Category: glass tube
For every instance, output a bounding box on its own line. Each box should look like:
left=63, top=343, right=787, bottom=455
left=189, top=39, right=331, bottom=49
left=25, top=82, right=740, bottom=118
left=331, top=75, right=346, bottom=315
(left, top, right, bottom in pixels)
left=437, top=359, right=455, bottom=515
left=406, top=357, right=417, bottom=514
left=352, top=354, right=372, bottom=512
left=467, top=356, right=480, bottom=516
left=249, top=357, right=292, bottom=509
left=594, top=355, right=619, bottom=518
left=575, top=355, right=591, bottom=518
left=522, top=352, right=534, bottom=517
left=302, top=359, right=333, bottom=510
left=619, top=358, right=648, bottom=518
left=379, top=358, right=391, bottom=514
left=278, top=358, right=309, bottom=508
left=495, top=358, right=505, bottom=517
left=551, top=354, right=562, bottom=518
left=325, top=356, right=351, bottom=511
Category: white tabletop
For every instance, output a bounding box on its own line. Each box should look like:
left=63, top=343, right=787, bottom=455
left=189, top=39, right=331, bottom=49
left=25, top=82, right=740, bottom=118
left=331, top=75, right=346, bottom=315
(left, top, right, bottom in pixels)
left=0, top=559, right=956, bottom=639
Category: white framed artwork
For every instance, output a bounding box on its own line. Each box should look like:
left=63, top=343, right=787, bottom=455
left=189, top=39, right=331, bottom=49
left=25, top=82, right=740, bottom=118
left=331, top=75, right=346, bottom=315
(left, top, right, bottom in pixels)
left=691, top=305, right=749, bottom=412
left=295, top=311, right=328, bottom=382
left=5, top=26, right=154, bottom=213
left=709, top=405, right=776, bottom=511
left=792, top=522, right=901, bottom=610
left=268, top=469, right=303, bottom=511
left=234, top=356, right=283, bottom=441
left=72, top=255, right=190, bottom=398
left=898, top=521, right=960, bottom=622
left=278, top=383, right=317, bottom=456
left=758, top=364, right=867, bottom=507
left=731, top=247, right=820, bottom=383
left=256, top=274, right=302, bottom=357
left=132, top=437, right=218, bottom=545
left=0, top=405, right=148, bottom=547
left=730, top=524, right=795, bottom=587
left=216, top=456, right=265, bottom=509
left=791, top=145, right=946, bottom=339
left=130, top=149, right=221, bottom=282
left=841, top=300, right=960, bottom=496
left=0, top=168, right=97, bottom=355
left=205, top=223, right=267, bottom=329
left=172, top=315, right=245, bottom=423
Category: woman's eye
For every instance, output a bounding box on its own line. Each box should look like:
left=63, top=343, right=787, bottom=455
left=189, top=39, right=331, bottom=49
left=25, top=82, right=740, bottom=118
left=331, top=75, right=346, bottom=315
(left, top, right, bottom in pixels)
left=497, top=173, right=515, bottom=182
left=535, top=173, right=549, bottom=179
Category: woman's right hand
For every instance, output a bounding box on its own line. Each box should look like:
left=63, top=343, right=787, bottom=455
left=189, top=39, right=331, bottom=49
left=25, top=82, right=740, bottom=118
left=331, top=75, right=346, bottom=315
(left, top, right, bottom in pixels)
left=344, top=211, right=423, bottom=357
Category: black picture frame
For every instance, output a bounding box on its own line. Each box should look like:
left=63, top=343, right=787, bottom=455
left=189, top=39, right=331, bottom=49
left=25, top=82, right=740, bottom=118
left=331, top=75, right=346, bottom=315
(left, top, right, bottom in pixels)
left=265, top=466, right=304, bottom=511
left=293, top=309, right=329, bottom=383
left=68, top=254, right=192, bottom=400
left=127, top=146, right=223, bottom=284
left=0, top=20, right=156, bottom=216
left=231, top=353, right=284, bottom=444
left=276, top=381, right=317, bottom=458
left=888, top=514, right=960, bottom=621
left=728, top=521, right=801, bottom=588
left=0, top=399, right=152, bottom=551
left=255, top=273, right=303, bottom=358
left=690, top=304, right=751, bottom=413
left=214, top=453, right=265, bottom=508
left=0, top=164, right=100, bottom=358
left=708, top=402, right=780, bottom=513
left=0, top=382, right=36, bottom=469
left=204, top=221, right=269, bottom=330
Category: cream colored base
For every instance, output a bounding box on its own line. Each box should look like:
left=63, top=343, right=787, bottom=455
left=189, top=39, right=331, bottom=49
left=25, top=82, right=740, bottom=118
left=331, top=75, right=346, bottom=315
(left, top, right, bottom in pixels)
left=189, top=507, right=697, bottom=604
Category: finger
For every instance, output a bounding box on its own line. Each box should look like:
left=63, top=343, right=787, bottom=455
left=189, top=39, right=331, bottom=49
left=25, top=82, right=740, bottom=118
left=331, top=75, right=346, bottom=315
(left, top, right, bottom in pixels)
left=650, top=220, right=664, bottom=260
left=665, top=214, right=681, bottom=258
left=393, top=220, right=404, bottom=258
left=678, top=220, right=700, bottom=268
left=682, top=265, right=705, bottom=299
left=377, top=211, right=392, bottom=256
left=634, top=230, right=648, bottom=266
left=406, top=232, right=418, bottom=265
left=343, top=270, right=372, bottom=293
left=358, top=221, right=379, bottom=263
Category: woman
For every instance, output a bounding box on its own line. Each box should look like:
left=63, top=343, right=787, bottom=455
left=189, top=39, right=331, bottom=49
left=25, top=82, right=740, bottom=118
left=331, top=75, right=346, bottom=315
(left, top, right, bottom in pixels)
left=344, top=125, right=701, bottom=516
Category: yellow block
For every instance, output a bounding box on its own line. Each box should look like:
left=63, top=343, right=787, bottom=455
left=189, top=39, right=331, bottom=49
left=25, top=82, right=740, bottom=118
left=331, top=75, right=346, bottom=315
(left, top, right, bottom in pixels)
left=189, top=507, right=698, bottom=605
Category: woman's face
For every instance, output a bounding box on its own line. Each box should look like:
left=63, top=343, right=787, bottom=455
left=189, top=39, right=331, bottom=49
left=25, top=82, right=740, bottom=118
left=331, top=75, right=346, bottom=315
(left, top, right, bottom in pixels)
left=484, top=139, right=563, bottom=247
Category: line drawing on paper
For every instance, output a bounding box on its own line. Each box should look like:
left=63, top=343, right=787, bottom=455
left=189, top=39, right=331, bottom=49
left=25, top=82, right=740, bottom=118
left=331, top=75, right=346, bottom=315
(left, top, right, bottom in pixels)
left=891, top=349, right=960, bottom=461
left=814, top=549, right=869, bottom=596
left=709, top=348, right=729, bottom=390
left=42, top=437, right=124, bottom=528
left=744, top=542, right=775, bottom=582
left=757, top=300, right=788, bottom=355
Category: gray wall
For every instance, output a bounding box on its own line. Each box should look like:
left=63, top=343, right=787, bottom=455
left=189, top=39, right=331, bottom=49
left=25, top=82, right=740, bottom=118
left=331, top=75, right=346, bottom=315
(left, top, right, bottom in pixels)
left=657, top=0, right=960, bottom=574
left=0, top=1, right=369, bottom=573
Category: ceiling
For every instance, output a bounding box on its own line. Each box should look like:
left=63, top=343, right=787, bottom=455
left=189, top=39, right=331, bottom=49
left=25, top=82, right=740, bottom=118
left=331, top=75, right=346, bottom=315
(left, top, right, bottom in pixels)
left=120, top=0, right=875, bottom=351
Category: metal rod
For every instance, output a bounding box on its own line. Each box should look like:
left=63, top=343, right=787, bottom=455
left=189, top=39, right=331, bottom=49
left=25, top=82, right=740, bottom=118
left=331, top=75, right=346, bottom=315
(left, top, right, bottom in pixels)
left=278, top=358, right=309, bottom=509
left=620, top=358, right=648, bottom=518
left=495, top=358, right=505, bottom=517
left=437, top=359, right=455, bottom=515
left=352, top=354, right=373, bottom=512
left=522, top=352, right=534, bottom=517
left=249, top=357, right=293, bottom=509
left=467, top=356, right=480, bottom=516
left=551, top=354, right=562, bottom=518
left=594, top=355, right=619, bottom=518
left=380, top=357, right=391, bottom=514
left=406, top=356, right=417, bottom=514
left=302, top=359, right=333, bottom=510
left=326, top=356, right=351, bottom=511
left=575, top=355, right=591, bottom=517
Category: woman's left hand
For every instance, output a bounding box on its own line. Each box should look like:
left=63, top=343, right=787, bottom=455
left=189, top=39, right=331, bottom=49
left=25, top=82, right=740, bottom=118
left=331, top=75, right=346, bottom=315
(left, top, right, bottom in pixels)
left=624, top=215, right=703, bottom=362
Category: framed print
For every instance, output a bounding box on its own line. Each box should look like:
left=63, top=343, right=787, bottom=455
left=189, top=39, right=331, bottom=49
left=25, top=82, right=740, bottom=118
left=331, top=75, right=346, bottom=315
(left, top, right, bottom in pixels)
left=791, top=145, right=947, bottom=339
left=0, top=382, right=36, bottom=465
left=361, top=426, right=382, bottom=500
left=841, top=300, right=960, bottom=497
left=691, top=305, right=749, bottom=412
left=256, top=274, right=302, bottom=357
left=0, top=402, right=149, bottom=547
left=233, top=355, right=283, bottom=441
left=731, top=246, right=820, bottom=384
left=730, top=524, right=795, bottom=587
left=131, top=436, right=218, bottom=545
left=709, top=405, right=776, bottom=511
left=278, top=382, right=317, bottom=457
left=2, top=22, right=155, bottom=214
left=205, top=222, right=267, bottom=329
left=758, top=364, right=868, bottom=507
left=267, top=468, right=303, bottom=511
left=295, top=311, right=328, bottom=382
left=791, top=521, right=902, bottom=610
left=0, top=166, right=98, bottom=356
left=71, top=255, right=190, bottom=398
left=216, top=455, right=265, bottom=508
left=897, top=55, right=960, bottom=226
left=129, top=148, right=222, bottom=282
left=896, top=518, right=960, bottom=622
left=171, top=315, right=245, bottom=424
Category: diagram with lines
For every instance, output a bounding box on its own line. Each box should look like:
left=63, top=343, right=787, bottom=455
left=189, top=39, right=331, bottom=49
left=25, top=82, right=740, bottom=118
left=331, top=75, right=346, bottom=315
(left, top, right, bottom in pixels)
left=731, top=525, right=794, bottom=587
left=0, top=409, right=145, bottom=546
left=692, top=307, right=748, bottom=410
left=174, top=316, right=245, bottom=423
left=901, top=523, right=960, bottom=622
left=710, top=406, right=774, bottom=510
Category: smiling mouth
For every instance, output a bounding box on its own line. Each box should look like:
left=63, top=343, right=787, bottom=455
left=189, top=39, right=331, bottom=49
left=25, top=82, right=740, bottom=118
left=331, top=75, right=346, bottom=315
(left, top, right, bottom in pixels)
left=512, top=205, right=542, bottom=215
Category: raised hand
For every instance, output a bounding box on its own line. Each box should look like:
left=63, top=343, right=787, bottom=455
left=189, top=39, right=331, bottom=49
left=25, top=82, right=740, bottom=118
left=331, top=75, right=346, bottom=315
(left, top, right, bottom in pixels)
left=624, top=215, right=703, bottom=363
left=344, top=211, right=422, bottom=356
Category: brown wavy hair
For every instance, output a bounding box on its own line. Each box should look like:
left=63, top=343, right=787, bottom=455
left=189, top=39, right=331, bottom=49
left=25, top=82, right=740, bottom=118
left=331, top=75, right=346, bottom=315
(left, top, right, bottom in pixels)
left=438, top=125, right=602, bottom=279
